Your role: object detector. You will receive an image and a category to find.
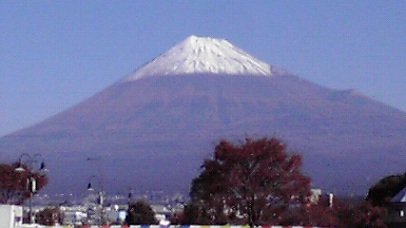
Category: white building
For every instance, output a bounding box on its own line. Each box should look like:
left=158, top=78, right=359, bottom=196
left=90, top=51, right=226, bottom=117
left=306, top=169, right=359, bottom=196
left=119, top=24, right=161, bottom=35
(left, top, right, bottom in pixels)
left=0, top=204, right=23, bottom=228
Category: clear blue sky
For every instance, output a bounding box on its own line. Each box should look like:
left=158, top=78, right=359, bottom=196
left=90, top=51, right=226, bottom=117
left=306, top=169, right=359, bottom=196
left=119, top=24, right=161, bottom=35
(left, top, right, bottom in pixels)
left=1, top=1, right=405, bottom=136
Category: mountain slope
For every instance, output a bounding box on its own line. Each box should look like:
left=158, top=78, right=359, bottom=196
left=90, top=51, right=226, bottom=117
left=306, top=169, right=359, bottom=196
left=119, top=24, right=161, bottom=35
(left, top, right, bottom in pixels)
left=1, top=36, right=405, bottom=196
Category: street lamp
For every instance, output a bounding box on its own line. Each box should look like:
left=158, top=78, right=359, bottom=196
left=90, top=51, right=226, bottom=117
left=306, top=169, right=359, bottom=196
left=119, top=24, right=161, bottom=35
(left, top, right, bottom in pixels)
left=87, top=174, right=105, bottom=225
left=14, top=153, right=47, bottom=224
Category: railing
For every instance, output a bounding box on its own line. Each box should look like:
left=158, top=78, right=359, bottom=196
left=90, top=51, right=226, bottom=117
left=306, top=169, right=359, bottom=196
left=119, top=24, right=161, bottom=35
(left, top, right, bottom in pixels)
left=16, top=225, right=321, bottom=228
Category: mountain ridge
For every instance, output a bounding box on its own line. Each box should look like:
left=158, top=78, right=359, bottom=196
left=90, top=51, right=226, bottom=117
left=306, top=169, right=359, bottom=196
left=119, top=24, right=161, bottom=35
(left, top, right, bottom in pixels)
left=1, top=37, right=405, bottom=196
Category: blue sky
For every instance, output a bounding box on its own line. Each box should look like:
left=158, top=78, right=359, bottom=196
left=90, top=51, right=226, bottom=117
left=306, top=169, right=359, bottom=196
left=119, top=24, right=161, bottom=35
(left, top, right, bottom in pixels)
left=1, top=1, right=405, bottom=136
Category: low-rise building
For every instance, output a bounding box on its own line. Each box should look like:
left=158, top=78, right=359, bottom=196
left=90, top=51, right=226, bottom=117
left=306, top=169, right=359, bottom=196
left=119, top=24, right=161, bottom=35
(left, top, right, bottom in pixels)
left=0, top=204, right=23, bottom=228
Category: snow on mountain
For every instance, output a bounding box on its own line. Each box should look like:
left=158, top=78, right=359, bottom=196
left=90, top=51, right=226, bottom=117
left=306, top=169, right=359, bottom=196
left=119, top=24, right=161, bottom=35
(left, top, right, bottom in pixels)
left=122, top=35, right=279, bottom=82
left=2, top=35, right=406, bottom=196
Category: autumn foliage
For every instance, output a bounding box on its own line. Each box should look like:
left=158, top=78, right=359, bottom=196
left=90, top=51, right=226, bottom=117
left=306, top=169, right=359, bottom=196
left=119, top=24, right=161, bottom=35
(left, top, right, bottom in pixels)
left=302, top=199, right=387, bottom=227
left=187, top=137, right=312, bottom=226
left=0, top=162, right=48, bottom=204
left=36, top=207, right=64, bottom=226
left=179, top=137, right=389, bottom=227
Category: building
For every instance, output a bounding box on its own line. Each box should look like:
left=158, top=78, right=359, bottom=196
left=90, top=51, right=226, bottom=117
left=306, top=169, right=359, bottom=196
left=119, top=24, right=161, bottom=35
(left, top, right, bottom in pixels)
left=386, top=186, right=406, bottom=228
left=0, top=204, right=23, bottom=228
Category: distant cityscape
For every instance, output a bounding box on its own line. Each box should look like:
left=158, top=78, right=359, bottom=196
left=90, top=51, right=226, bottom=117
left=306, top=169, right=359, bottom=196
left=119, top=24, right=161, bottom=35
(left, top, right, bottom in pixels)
left=26, top=190, right=187, bottom=226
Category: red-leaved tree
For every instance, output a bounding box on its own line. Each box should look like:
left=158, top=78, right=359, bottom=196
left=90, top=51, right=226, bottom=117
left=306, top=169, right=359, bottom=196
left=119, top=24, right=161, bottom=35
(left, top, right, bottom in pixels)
left=36, top=207, right=64, bottom=226
left=188, top=137, right=312, bottom=226
left=0, top=163, right=48, bottom=204
left=303, top=199, right=387, bottom=227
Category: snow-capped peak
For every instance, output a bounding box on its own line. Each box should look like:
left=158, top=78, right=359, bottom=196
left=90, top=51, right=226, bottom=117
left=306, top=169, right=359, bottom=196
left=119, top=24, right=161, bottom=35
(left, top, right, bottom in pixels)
left=122, top=36, right=279, bottom=82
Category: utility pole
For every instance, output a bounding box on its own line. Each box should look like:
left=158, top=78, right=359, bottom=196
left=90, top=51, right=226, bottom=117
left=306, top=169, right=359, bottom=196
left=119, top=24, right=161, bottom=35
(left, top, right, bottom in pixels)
left=87, top=157, right=105, bottom=225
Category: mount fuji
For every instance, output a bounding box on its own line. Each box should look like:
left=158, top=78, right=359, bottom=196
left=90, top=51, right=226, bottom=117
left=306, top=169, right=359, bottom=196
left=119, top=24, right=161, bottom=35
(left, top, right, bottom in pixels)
left=123, top=35, right=276, bottom=80
left=1, top=36, right=405, bottom=196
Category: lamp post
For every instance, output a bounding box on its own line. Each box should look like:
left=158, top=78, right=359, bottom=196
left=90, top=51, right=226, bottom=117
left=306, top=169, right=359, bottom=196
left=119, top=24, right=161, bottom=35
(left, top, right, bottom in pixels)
left=14, top=153, right=47, bottom=224
left=87, top=174, right=105, bottom=225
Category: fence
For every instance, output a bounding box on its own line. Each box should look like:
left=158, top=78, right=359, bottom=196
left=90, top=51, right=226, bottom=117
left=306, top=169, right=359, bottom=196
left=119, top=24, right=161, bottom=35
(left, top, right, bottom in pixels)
left=17, top=225, right=320, bottom=228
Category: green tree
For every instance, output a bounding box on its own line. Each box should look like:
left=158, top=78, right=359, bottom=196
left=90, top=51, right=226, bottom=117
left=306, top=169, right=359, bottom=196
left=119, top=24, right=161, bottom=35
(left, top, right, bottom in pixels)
left=125, top=200, right=157, bottom=225
left=187, top=137, right=312, bottom=226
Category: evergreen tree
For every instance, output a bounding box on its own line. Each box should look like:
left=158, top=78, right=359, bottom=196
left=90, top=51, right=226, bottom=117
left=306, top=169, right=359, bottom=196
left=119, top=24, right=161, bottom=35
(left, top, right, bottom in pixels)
left=126, top=200, right=157, bottom=225
left=366, top=172, right=406, bottom=206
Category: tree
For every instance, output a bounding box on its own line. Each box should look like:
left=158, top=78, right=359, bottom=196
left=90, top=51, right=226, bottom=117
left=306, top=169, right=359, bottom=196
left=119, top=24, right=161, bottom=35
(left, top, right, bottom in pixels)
left=188, top=137, right=312, bottom=226
left=125, top=200, right=157, bottom=225
left=366, top=172, right=406, bottom=206
left=304, top=198, right=387, bottom=227
left=36, top=207, right=64, bottom=226
left=343, top=201, right=387, bottom=227
left=0, top=163, right=48, bottom=204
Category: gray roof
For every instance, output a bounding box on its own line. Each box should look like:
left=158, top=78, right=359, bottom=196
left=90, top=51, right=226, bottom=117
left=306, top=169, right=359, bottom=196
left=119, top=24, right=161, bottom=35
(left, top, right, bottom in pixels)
left=391, top=186, right=406, bottom=203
